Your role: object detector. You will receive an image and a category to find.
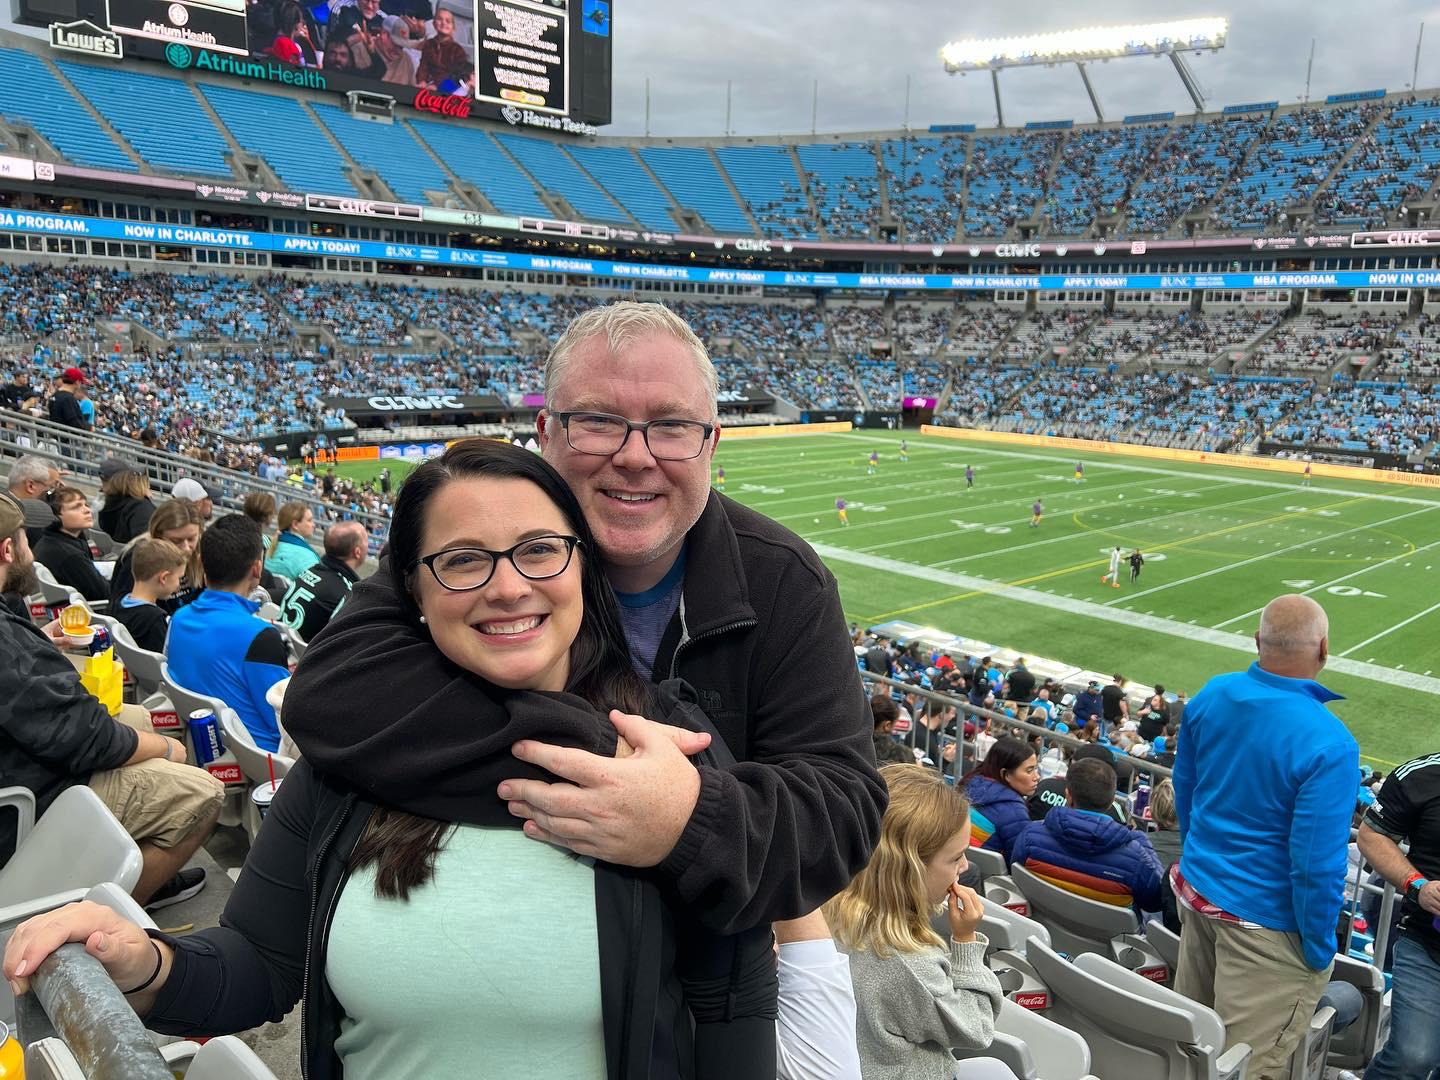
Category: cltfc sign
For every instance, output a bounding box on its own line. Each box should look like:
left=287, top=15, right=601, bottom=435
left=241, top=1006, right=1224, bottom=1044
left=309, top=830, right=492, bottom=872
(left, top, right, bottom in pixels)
left=49, top=20, right=124, bottom=57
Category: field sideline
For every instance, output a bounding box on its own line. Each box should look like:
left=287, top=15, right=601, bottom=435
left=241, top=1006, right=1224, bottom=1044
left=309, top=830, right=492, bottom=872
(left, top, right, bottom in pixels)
left=332, top=432, right=1440, bottom=767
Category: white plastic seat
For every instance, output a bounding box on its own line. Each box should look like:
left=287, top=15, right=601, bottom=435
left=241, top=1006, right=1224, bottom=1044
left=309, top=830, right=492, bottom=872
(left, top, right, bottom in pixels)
left=33, top=563, right=105, bottom=613
left=161, top=1035, right=280, bottom=1079
left=0, top=787, right=142, bottom=915
left=159, top=664, right=247, bottom=828
left=1145, top=920, right=1182, bottom=977
left=1325, top=953, right=1389, bottom=1069
left=970, top=845, right=1032, bottom=916
left=955, top=998, right=1096, bottom=1080
left=1027, top=939, right=1251, bottom=1080
left=1010, top=863, right=1141, bottom=957
left=215, top=706, right=294, bottom=841
left=105, top=617, right=166, bottom=700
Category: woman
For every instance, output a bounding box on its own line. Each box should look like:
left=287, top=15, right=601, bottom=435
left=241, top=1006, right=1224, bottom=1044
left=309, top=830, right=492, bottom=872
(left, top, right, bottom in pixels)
left=242, top=491, right=277, bottom=551
left=265, top=500, right=320, bottom=581
left=5, top=440, right=777, bottom=1080
left=32, top=485, right=109, bottom=602
left=961, top=736, right=1040, bottom=864
left=107, top=498, right=205, bottom=615
left=98, top=469, right=156, bottom=544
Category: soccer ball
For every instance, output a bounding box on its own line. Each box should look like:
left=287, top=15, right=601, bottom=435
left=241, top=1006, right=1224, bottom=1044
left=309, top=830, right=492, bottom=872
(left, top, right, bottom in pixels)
left=1118, top=494, right=1125, bottom=500
left=814, top=517, right=820, bottom=523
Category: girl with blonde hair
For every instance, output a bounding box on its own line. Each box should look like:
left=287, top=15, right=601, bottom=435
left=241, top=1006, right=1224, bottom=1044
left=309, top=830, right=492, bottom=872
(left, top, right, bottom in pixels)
left=825, top=764, right=1005, bottom=1080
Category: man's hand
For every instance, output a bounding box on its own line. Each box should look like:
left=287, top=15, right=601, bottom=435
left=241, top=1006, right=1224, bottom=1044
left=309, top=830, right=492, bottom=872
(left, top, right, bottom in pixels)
left=499, top=710, right=707, bottom=867
left=40, top=619, right=81, bottom=651
left=1419, top=879, right=1440, bottom=917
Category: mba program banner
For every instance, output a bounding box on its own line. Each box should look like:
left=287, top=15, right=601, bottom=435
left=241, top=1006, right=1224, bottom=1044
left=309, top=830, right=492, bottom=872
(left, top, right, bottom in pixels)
left=6, top=208, right=1440, bottom=294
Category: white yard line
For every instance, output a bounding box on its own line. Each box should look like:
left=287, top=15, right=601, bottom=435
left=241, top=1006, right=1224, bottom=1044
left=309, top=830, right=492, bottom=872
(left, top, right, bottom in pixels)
left=1102, top=503, right=1440, bottom=606
left=811, top=543, right=1440, bottom=695
left=1211, top=535, right=1440, bottom=629
left=1339, top=598, right=1440, bottom=657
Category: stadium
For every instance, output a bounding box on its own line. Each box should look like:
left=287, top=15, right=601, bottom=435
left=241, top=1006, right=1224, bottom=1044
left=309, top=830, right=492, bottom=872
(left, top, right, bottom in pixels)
left=0, top=2, right=1438, bottom=1078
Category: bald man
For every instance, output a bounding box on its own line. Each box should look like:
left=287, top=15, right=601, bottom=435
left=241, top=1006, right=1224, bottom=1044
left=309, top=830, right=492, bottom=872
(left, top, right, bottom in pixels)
left=278, top=521, right=368, bottom=642
left=1170, top=595, right=1359, bottom=1079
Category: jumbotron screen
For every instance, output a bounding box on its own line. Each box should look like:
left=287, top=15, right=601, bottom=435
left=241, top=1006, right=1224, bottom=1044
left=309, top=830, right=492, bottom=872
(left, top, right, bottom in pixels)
left=16, top=0, right=613, bottom=126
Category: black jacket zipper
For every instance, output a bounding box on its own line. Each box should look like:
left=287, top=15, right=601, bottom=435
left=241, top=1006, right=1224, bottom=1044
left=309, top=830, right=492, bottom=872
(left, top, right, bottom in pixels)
left=300, top=797, right=356, bottom=1080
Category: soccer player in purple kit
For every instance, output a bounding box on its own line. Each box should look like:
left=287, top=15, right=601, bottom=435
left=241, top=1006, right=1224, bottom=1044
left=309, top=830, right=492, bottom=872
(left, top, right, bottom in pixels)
left=1030, top=499, right=1043, bottom=528
left=836, top=497, right=849, bottom=526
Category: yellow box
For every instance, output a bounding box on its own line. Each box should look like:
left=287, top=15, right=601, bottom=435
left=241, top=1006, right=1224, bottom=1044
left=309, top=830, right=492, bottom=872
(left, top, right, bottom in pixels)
left=80, top=648, right=125, bottom=718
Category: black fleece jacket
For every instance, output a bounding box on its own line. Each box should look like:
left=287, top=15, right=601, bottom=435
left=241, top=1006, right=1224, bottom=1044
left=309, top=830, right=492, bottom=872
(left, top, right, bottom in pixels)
left=285, top=490, right=887, bottom=934
left=31, top=525, right=109, bottom=603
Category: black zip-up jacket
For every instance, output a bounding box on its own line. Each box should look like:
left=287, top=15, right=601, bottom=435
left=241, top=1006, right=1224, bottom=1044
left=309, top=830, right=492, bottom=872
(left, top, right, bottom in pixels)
left=286, top=490, right=887, bottom=934
left=31, top=524, right=109, bottom=602
left=98, top=494, right=155, bottom=545
left=146, top=761, right=691, bottom=1080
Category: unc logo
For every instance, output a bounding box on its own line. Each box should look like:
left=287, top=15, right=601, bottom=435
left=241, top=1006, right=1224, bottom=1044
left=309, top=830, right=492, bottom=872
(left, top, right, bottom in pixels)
left=501, top=105, right=523, bottom=125
left=167, top=2, right=189, bottom=24
left=165, top=42, right=193, bottom=67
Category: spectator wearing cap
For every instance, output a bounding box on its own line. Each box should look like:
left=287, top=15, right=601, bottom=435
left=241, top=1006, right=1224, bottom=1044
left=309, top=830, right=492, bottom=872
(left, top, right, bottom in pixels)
left=1073, top=679, right=1104, bottom=729
left=31, top=485, right=108, bottom=603
left=98, top=466, right=155, bottom=544
left=48, top=368, right=88, bottom=430
left=6, top=455, right=60, bottom=546
left=1011, top=757, right=1165, bottom=913
left=1172, top=595, right=1357, bottom=1080
left=171, top=478, right=217, bottom=522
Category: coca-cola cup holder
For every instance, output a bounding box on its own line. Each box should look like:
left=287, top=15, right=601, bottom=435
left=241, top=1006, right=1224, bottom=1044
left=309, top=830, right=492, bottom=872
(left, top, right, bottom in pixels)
left=1110, top=933, right=1170, bottom=984
left=988, top=947, right=1051, bottom=1011
left=982, top=876, right=1031, bottom=918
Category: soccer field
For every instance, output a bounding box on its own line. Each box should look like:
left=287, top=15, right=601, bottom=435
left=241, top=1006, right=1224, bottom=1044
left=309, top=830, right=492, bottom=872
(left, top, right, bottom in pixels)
left=336, top=432, right=1440, bottom=767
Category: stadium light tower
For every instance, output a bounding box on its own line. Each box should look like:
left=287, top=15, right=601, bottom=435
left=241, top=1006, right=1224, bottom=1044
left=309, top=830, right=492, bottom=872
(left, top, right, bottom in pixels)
left=940, top=17, right=1228, bottom=125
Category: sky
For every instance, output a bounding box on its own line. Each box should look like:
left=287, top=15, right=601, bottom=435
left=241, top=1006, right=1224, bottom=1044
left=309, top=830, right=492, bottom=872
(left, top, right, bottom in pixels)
left=606, top=1, right=1440, bottom=136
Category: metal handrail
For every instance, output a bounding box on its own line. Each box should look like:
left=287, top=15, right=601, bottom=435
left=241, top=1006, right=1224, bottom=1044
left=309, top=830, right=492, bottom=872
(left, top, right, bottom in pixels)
left=0, top=406, right=392, bottom=539
left=16, top=942, right=173, bottom=1080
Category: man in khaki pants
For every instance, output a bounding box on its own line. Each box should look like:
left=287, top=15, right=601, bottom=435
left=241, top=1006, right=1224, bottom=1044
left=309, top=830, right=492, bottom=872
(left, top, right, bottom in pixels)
left=1171, top=595, right=1358, bottom=1079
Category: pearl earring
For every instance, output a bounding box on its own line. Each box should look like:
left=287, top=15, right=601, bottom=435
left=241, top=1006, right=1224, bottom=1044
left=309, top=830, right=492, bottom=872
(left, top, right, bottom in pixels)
left=419, top=615, right=427, bottom=624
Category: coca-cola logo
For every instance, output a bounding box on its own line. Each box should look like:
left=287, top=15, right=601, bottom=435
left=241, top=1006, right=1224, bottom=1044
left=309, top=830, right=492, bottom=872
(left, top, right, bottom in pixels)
left=1002, top=901, right=1031, bottom=916
left=1138, top=965, right=1169, bottom=983
left=413, top=89, right=472, bottom=119
left=150, top=709, right=181, bottom=730
left=1012, top=992, right=1049, bottom=1010
left=206, top=763, right=244, bottom=784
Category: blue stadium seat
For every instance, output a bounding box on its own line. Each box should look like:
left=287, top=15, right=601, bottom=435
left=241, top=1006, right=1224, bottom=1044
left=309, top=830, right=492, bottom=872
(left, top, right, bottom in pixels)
left=562, top=145, right=677, bottom=232
left=966, top=133, right=1057, bottom=237
left=713, top=145, right=817, bottom=239
left=637, top=146, right=753, bottom=234
left=879, top=136, right=961, bottom=243
left=200, top=84, right=358, bottom=195
left=795, top=142, right=880, bottom=240
left=494, top=132, right=632, bottom=224
left=311, top=103, right=451, bottom=204
left=0, top=48, right=136, bottom=172
left=57, top=61, right=231, bottom=178
left=406, top=120, right=550, bottom=217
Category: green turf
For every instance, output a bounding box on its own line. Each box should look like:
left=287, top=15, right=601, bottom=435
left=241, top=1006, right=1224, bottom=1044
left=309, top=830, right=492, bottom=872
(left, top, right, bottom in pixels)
left=329, top=433, right=1440, bottom=767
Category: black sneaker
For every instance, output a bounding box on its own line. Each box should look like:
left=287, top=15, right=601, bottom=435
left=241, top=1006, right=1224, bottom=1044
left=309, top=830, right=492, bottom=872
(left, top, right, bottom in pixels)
left=145, top=867, right=206, bottom=911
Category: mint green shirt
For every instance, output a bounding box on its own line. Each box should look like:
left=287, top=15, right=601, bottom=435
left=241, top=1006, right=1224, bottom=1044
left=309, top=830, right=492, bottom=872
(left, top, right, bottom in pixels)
left=327, top=825, right=606, bottom=1079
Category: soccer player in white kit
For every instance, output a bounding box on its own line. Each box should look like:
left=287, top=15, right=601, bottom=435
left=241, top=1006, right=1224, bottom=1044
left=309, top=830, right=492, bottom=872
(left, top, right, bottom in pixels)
left=1100, top=545, right=1122, bottom=588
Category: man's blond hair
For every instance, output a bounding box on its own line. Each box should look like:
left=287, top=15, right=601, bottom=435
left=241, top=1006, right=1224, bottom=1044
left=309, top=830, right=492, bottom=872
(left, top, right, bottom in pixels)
left=543, top=301, right=717, bottom=418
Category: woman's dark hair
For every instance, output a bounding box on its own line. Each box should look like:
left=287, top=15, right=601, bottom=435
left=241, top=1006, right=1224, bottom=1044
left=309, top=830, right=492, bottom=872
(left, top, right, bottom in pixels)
left=965, top=736, right=1036, bottom=793
left=353, top=438, right=654, bottom=899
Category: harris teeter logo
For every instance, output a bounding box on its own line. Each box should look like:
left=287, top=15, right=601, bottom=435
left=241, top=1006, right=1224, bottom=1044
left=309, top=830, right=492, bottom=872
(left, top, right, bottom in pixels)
left=166, top=44, right=327, bottom=88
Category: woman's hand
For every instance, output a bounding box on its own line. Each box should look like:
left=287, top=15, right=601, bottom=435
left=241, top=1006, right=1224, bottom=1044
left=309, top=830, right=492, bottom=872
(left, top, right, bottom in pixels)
left=4, top=902, right=166, bottom=999
left=945, top=883, right=984, bottom=944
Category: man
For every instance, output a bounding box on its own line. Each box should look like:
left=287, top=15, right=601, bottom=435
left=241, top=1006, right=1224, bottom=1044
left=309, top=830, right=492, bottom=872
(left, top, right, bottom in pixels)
left=171, top=478, right=217, bottom=522
left=47, top=368, right=88, bottom=430
left=0, top=493, right=223, bottom=907
left=166, top=516, right=290, bottom=752
left=1172, top=595, right=1358, bottom=1080
left=1128, top=548, right=1145, bottom=583
left=870, top=694, right=913, bottom=767
left=1003, top=659, right=1036, bottom=707
left=0, top=369, right=34, bottom=411
left=285, top=300, right=886, bottom=937
left=1030, top=498, right=1043, bottom=528
left=1011, top=757, right=1164, bottom=912
left=1101, top=545, right=1122, bottom=588
left=7, top=455, right=60, bottom=545
left=1073, top=679, right=1104, bottom=730
left=280, top=521, right=368, bottom=641
left=1357, top=752, right=1440, bottom=1080
left=1101, top=672, right=1128, bottom=736
left=965, top=464, right=974, bottom=489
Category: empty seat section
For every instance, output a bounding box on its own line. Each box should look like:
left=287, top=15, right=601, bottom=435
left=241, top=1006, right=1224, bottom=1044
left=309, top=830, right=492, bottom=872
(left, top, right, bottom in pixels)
left=406, top=120, right=550, bottom=217
left=200, top=84, right=357, bottom=195
left=795, top=142, right=880, bottom=240
left=494, top=133, right=631, bottom=224
left=713, top=145, right=816, bottom=239
left=58, top=61, right=231, bottom=177
left=0, top=48, right=135, bottom=172
left=638, top=146, right=752, bottom=234
left=562, top=144, right=677, bottom=231
left=311, top=102, right=450, bottom=203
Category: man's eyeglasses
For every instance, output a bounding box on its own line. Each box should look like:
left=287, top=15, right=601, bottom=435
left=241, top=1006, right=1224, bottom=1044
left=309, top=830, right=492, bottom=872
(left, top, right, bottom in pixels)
left=552, top=412, right=714, bottom=461
left=416, top=534, right=581, bottom=592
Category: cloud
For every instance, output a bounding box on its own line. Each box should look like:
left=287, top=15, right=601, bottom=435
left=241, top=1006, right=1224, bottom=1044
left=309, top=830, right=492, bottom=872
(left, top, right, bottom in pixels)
left=610, top=0, right=1438, bottom=135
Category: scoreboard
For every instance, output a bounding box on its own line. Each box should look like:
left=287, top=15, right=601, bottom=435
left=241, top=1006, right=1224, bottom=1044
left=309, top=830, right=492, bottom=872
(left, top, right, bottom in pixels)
left=13, top=0, right=612, bottom=127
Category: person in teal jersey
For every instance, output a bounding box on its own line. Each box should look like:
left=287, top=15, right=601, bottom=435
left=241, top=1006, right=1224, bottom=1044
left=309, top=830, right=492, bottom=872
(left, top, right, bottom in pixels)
left=899, top=440, right=908, bottom=463
left=6, top=441, right=779, bottom=1080
left=264, top=500, right=320, bottom=580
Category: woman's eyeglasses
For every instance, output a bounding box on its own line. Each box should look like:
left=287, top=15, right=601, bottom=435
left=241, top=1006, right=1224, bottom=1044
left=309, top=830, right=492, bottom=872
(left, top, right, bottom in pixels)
left=416, top=534, right=581, bottom=592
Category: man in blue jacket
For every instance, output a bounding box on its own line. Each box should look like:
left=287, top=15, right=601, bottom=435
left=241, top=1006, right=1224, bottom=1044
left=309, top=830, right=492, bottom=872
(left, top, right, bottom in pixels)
left=167, top=516, right=289, bottom=752
left=1172, top=594, right=1358, bottom=1080
left=1011, top=757, right=1164, bottom=912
